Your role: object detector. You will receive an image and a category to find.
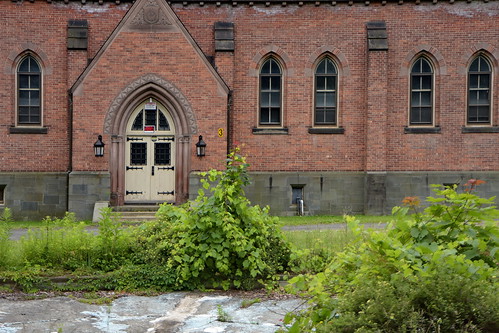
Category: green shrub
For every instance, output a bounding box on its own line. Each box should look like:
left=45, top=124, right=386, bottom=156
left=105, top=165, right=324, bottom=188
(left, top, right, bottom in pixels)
left=16, top=211, right=133, bottom=271
left=92, top=207, right=133, bottom=271
left=0, top=207, right=13, bottom=223
left=0, top=208, right=13, bottom=268
left=284, top=181, right=499, bottom=332
left=319, top=267, right=499, bottom=333
left=132, top=149, right=292, bottom=290
left=286, top=228, right=357, bottom=274
left=19, top=213, right=93, bottom=269
left=108, top=263, right=177, bottom=291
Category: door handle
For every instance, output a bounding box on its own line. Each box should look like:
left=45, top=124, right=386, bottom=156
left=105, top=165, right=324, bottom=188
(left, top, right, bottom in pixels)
left=152, top=165, right=155, bottom=176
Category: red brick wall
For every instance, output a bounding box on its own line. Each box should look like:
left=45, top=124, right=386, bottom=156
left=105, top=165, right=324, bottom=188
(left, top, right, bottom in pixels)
left=71, top=30, right=229, bottom=171
left=1, top=1, right=498, bottom=175
left=384, top=4, right=499, bottom=171
left=0, top=1, right=129, bottom=172
left=174, top=2, right=498, bottom=172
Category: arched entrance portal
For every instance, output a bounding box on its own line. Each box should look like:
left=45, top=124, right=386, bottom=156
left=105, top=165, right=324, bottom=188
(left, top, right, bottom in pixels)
left=105, top=76, right=198, bottom=207
left=125, top=98, right=176, bottom=203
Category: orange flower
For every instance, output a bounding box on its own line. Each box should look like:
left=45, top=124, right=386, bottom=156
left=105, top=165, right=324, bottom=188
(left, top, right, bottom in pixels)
left=402, top=196, right=421, bottom=207
left=463, top=179, right=486, bottom=192
left=464, top=179, right=486, bottom=187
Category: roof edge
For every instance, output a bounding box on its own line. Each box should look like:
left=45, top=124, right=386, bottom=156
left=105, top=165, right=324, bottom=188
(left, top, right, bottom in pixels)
left=12, top=0, right=496, bottom=5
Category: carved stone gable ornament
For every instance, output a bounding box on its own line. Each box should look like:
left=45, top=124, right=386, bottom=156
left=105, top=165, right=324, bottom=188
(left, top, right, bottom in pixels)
left=143, top=2, right=160, bottom=24
left=129, top=0, right=173, bottom=31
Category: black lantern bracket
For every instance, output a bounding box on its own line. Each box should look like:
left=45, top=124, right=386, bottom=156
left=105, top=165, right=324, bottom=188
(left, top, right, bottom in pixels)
left=196, top=135, right=206, bottom=157
left=94, top=135, right=105, bottom=157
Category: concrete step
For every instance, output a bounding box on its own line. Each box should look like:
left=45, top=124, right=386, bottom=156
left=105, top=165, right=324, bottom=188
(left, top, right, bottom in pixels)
left=113, top=205, right=161, bottom=212
left=112, top=205, right=161, bottom=222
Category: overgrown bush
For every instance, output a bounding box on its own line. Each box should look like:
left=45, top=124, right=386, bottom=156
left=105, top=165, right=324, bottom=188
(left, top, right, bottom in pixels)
left=93, top=207, right=133, bottom=271
left=287, top=229, right=357, bottom=274
left=18, top=210, right=132, bottom=271
left=319, top=266, right=499, bottom=332
left=132, top=149, right=291, bottom=290
left=0, top=150, right=290, bottom=292
left=19, top=213, right=86, bottom=268
left=0, top=208, right=13, bottom=267
left=284, top=181, right=499, bottom=332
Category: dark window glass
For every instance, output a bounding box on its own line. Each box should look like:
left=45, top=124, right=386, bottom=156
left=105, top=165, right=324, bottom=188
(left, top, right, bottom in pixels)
left=410, top=57, right=433, bottom=125
left=291, top=186, right=304, bottom=204
left=145, top=109, right=156, bottom=126
left=0, top=185, right=5, bottom=205
left=155, top=143, right=171, bottom=165
left=130, top=143, right=147, bottom=165
left=130, top=108, right=170, bottom=131
left=0, top=185, right=6, bottom=205
left=259, top=58, right=282, bottom=125
left=314, top=58, right=337, bottom=125
left=158, top=112, right=170, bottom=131
left=468, top=56, right=492, bottom=124
left=17, top=56, right=41, bottom=125
left=132, top=110, right=143, bottom=130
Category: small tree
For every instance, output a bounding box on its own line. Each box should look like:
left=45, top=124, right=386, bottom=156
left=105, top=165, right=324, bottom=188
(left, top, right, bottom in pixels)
left=134, top=148, right=291, bottom=290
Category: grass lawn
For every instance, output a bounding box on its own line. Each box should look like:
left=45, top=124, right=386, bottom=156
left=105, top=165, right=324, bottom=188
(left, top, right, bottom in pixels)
left=278, top=214, right=393, bottom=226
left=4, top=220, right=93, bottom=229
left=4, top=214, right=393, bottom=229
left=283, top=228, right=358, bottom=255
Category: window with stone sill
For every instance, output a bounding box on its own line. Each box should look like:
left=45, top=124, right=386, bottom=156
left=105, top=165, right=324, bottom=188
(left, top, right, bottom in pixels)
left=314, top=57, right=338, bottom=126
left=259, top=57, right=282, bottom=126
left=17, top=55, right=42, bottom=126
left=410, top=57, right=434, bottom=126
left=467, top=55, right=492, bottom=125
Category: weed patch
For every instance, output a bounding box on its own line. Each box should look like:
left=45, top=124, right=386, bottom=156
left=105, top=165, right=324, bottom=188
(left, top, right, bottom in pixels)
left=241, top=298, right=262, bottom=308
left=284, top=182, right=499, bottom=332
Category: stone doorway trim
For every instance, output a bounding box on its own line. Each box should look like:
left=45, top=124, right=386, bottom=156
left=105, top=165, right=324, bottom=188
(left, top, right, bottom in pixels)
left=105, top=74, right=197, bottom=206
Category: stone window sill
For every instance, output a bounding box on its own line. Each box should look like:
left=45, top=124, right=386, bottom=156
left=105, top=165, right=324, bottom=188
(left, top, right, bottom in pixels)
left=308, top=127, right=345, bottom=134
left=252, top=127, right=288, bottom=135
left=462, top=126, right=499, bottom=133
left=9, top=127, right=48, bottom=134
left=404, top=126, right=441, bottom=134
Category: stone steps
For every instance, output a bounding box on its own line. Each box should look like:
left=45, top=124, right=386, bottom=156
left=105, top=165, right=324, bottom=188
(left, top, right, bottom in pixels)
left=112, top=205, right=161, bottom=222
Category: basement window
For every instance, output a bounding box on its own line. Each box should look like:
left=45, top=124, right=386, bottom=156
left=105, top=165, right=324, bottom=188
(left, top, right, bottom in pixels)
left=0, top=185, right=5, bottom=205
left=291, top=185, right=304, bottom=204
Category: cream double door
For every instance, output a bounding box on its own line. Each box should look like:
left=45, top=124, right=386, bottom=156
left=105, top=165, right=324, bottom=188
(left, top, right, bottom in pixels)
left=125, top=99, right=175, bottom=203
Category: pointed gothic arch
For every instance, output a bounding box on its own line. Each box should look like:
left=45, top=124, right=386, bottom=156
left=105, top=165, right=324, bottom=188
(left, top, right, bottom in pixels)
left=105, top=74, right=197, bottom=206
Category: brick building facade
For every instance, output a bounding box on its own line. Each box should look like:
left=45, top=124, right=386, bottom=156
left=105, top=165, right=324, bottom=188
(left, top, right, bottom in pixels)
left=0, top=0, right=498, bottom=220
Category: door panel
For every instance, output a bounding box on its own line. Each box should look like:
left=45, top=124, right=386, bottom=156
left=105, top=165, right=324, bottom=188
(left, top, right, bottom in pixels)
left=151, top=141, right=175, bottom=200
left=126, top=141, right=149, bottom=200
left=125, top=99, right=175, bottom=203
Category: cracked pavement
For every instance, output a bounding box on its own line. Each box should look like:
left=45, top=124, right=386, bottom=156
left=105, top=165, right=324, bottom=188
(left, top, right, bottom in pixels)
left=0, top=291, right=307, bottom=333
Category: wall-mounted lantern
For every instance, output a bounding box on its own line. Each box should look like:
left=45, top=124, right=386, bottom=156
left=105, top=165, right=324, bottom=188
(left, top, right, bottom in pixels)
left=94, top=135, right=105, bottom=157
left=196, top=135, right=206, bottom=157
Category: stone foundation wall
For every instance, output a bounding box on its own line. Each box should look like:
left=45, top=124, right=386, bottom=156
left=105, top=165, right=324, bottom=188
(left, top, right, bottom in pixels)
left=0, top=173, right=68, bottom=221
left=68, top=172, right=111, bottom=221
left=190, top=171, right=499, bottom=216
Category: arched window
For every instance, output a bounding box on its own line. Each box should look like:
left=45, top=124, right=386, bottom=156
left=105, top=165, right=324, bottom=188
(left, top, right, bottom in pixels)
left=410, top=57, right=433, bottom=125
left=130, top=108, right=170, bottom=131
left=17, top=55, right=42, bottom=125
left=467, top=55, right=492, bottom=124
left=314, top=57, right=338, bottom=125
left=259, top=58, right=282, bottom=125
